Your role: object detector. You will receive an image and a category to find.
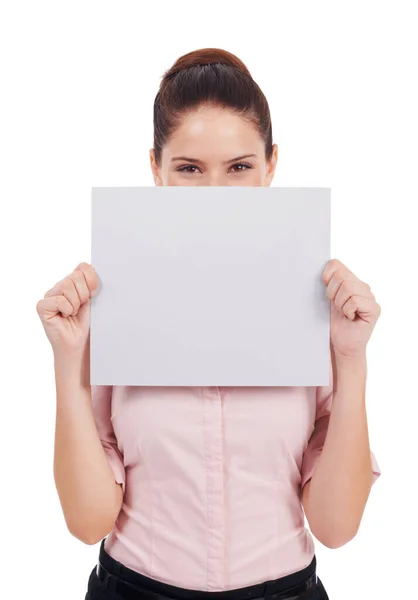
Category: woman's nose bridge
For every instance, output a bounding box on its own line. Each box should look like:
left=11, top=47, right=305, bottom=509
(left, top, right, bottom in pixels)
left=206, top=171, right=228, bottom=186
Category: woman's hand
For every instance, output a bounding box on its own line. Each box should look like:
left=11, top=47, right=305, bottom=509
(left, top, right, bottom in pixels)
left=36, top=262, right=99, bottom=359
left=322, top=258, right=381, bottom=360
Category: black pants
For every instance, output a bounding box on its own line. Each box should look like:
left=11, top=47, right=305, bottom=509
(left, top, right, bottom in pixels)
left=85, top=539, right=330, bottom=600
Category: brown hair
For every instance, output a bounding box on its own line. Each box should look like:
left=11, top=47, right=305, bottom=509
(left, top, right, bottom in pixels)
left=153, top=48, right=273, bottom=166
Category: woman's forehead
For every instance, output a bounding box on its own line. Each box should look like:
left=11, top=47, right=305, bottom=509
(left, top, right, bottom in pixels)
left=164, top=112, right=263, bottom=163
left=175, top=106, right=256, bottom=134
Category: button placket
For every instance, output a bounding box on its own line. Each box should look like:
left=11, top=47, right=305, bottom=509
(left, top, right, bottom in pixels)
left=202, top=386, right=225, bottom=590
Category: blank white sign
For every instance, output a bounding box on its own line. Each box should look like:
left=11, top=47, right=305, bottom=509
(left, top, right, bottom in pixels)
left=90, top=186, right=331, bottom=386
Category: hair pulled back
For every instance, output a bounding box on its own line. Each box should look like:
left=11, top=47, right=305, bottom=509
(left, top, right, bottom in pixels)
left=153, top=48, right=273, bottom=165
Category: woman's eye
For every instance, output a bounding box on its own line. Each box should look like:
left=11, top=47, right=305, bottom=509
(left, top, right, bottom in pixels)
left=178, top=165, right=200, bottom=174
left=230, top=162, right=252, bottom=172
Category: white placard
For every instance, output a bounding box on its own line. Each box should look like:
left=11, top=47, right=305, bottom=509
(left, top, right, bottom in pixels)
left=90, top=186, right=330, bottom=386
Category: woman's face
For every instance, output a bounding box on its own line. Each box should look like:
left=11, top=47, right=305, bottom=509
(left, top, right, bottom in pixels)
left=150, top=105, right=278, bottom=186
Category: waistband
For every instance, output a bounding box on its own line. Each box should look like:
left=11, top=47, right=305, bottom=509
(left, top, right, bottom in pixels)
left=98, top=538, right=317, bottom=600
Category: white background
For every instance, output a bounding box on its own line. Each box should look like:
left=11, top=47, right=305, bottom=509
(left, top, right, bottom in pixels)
left=1, top=1, right=416, bottom=598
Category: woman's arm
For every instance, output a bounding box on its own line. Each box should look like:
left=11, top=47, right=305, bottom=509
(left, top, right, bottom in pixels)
left=53, top=351, right=123, bottom=545
left=302, top=351, right=373, bottom=548
left=302, top=258, right=381, bottom=547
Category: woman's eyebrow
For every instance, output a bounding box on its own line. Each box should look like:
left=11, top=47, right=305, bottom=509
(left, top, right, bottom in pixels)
left=171, top=154, right=258, bottom=164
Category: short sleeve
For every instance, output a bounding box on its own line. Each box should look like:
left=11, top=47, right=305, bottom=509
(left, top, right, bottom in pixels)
left=91, top=385, right=126, bottom=492
left=300, top=359, right=381, bottom=489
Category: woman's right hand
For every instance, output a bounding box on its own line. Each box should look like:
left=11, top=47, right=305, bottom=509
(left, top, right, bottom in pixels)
left=36, top=262, right=99, bottom=358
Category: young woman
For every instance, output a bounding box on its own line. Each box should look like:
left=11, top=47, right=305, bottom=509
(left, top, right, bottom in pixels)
left=37, top=48, right=381, bottom=600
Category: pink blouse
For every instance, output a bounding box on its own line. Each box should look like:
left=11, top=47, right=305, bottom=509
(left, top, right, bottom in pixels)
left=91, top=359, right=380, bottom=592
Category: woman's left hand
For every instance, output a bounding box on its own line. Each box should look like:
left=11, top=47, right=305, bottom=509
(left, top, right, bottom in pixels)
left=322, top=259, right=381, bottom=360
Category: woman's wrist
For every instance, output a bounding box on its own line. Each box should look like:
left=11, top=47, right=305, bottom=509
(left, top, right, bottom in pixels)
left=54, top=348, right=90, bottom=390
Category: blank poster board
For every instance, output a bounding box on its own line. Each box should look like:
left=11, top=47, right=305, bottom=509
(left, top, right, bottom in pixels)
left=90, top=186, right=331, bottom=386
